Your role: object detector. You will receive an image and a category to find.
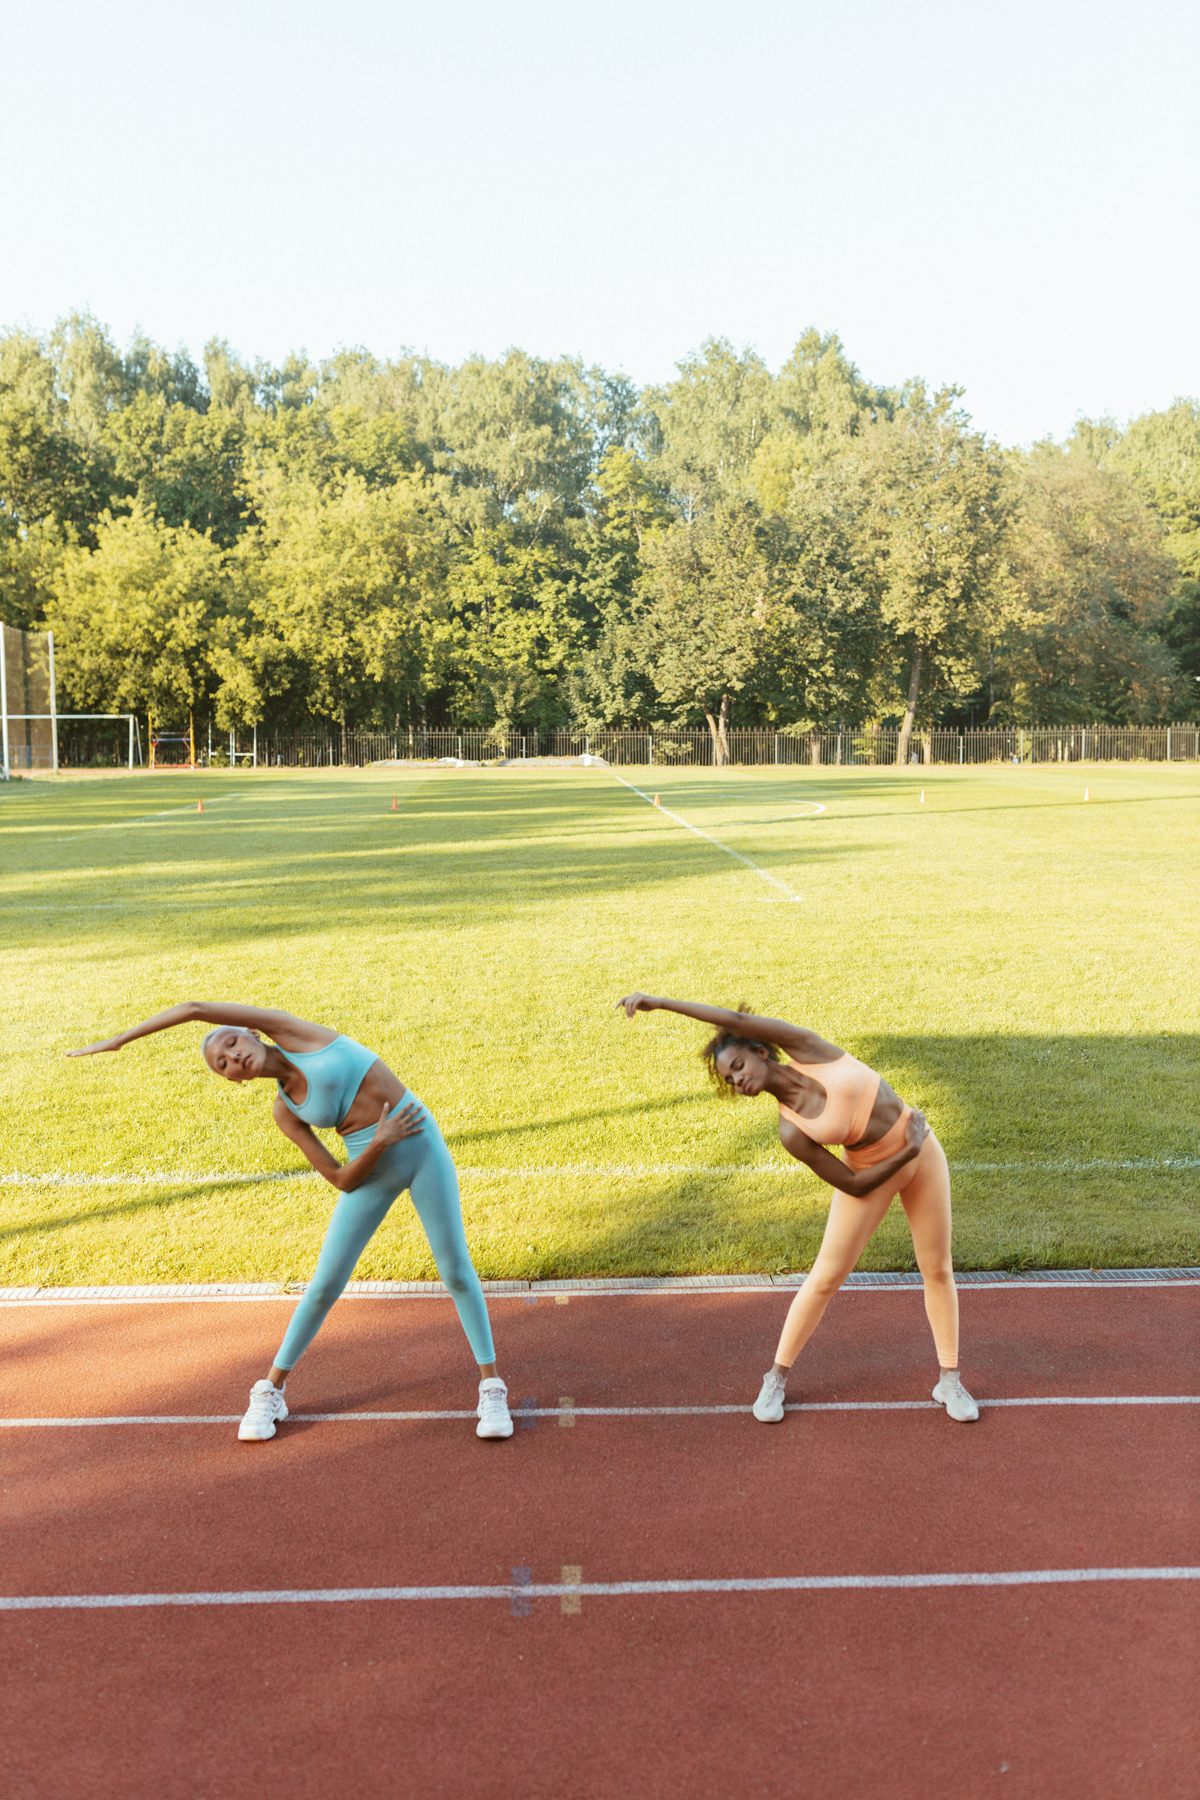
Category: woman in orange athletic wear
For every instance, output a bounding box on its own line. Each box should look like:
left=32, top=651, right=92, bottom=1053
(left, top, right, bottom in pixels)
left=616, top=994, right=979, bottom=1425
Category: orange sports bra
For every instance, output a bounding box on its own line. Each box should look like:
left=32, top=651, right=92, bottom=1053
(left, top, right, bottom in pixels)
left=775, top=1052, right=882, bottom=1150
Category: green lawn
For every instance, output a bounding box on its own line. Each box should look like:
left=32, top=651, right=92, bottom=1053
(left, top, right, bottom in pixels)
left=1, top=761, right=1197, bottom=1284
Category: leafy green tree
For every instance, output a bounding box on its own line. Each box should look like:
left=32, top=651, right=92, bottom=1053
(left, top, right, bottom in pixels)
left=631, top=502, right=786, bottom=761
left=106, top=393, right=249, bottom=545
left=751, top=330, right=894, bottom=510
left=848, top=391, right=1014, bottom=760
left=441, top=526, right=588, bottom=730
left=1003, top=443, right=1181, bottom=721
left=439, top=350, right=594, bottom=519
left=46, top=506, right=227, bottom=722
left=225, top=470, right=451, bottom=731
left=1107, top=401, right=1200, bottom=699
left=643, top=338, right=774, bottom=518
left=766, top=461, right=884, bottom=728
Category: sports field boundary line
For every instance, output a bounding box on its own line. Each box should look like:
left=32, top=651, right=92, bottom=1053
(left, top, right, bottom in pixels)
left=6, top=1151, right=1196, bottom=1182
left=1, top=1268, right=1196, bottom=1306
left=2, top=1566, right=1195, bottom=1611
left=3, top=1395, right=1196, bottom=1428
left=611, top=773, right=806, bottom=900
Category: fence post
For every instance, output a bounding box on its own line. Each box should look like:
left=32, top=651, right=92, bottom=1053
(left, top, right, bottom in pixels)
left=958, top=731, right=963, bottom=765
left=46, top=630, right=58, bottom=773
left=252, top=725, right=257, bottom=770
left=1167, top=728, right=1171, bottom=763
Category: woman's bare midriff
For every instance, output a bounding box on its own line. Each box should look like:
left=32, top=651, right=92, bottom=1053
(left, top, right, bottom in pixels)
left=339, top=1060, right=409, bottom=1134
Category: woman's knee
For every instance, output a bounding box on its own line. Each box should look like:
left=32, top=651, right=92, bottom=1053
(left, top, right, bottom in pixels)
left=437, top=1251, right=480, bottom=1299
left=303, top=1273, right=350, bottom=1314
left=918, top=1259, right=954, bottom=1289
left=805, top=1258, right=850, bottom=1301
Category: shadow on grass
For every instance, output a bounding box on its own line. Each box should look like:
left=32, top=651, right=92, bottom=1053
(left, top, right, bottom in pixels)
left=457, top=1031, right=1200, bottom=1276
left=0, top=785, right=866, bottom=946
left=0, top=1180, right=302, bottom=1245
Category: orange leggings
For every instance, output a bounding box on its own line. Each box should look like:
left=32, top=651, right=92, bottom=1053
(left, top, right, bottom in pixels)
left=774, top=1131, right=958, bottom=1370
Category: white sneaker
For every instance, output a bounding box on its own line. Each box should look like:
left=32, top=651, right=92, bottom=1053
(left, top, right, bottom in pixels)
left=932, top=1372, right=979, bottom=1422
left=238, top=1379, right=289, bottom=1441
left=753, top=1368, right=788, bottom=1423
left=476, top=1378, right=514, bottom=1439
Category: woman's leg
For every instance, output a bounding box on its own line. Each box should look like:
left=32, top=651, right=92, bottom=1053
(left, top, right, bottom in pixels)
left=899, top=1135, right=958, bottom=1368
left=272, top=1181, right=398, bottom=1375
left=407, top=1125, right=496, bottom=1368
left=772, top=1183, right=895, bottom=1369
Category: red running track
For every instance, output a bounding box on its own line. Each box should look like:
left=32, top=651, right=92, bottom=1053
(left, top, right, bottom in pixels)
left=1, top=1285, right=1196, bottom=1800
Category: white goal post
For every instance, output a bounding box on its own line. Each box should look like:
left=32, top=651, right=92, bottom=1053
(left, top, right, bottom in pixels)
left=0, top=626, right=139, bottom=776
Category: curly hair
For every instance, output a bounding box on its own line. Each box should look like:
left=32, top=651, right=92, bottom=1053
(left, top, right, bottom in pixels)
left=700, top=1004, right=783, bottom=1097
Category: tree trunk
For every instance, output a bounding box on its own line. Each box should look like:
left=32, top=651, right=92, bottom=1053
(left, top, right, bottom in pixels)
left=704, top=693, right=731, bottom=768
left=896, top=645, right=925, bottom=766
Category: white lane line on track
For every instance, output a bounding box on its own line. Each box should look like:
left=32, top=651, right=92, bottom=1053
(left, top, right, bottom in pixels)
left=2, top=1567, right=1196, bottom=1610
left=4, top=1396, right=1196, bottom=1426
left=7, top=1152, right=1198, bottom=1185
left=612, top=774, right=804, bottom=900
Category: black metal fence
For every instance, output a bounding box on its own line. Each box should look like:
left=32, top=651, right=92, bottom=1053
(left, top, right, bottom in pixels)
left=245, top=723, right=1200, bottom=768
left=43, top=720, right=1200, bottom=772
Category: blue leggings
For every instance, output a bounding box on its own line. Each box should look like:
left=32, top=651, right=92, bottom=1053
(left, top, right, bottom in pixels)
left=274, top=1099, right=495, bottom=1371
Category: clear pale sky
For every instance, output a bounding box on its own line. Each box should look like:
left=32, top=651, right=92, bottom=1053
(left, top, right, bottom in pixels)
left=2, top=0, right=1195, bottom=446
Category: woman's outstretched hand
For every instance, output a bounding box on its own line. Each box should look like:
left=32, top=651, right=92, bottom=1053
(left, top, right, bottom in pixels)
left=66, top=1036, right=126, bottom=1057
left=616, top=993, right=656, bottom=1018
left=371, top=1100, right=424, bottom=1147
left=905, top=1109, right=930, bottom=1152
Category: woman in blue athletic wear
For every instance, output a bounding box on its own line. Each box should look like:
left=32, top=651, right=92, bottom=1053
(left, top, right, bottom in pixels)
left=68, top=1002, right=513, bottom=1444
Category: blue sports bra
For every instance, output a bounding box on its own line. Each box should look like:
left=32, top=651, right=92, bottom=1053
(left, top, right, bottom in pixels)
left=275, top=1035, right=380, bottom=1132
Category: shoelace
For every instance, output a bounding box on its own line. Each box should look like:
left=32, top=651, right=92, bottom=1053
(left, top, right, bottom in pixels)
left=246, top=1387, right=281, bottom=1418
left=479, top=1388, right=509, bottom=1416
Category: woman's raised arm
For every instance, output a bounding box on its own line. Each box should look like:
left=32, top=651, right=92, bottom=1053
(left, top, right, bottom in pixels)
left=616, top=993, right=806, bottom=1054
left=67, top=1002, right=332, bottom=1057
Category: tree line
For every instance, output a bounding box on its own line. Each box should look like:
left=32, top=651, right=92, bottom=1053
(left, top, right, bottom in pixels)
left=2, top=313, right=1197, bottom=761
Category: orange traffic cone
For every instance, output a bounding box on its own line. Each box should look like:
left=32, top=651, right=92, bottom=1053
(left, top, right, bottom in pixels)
left=1084, top=787, right=1090, bottom=801
left=197, top=800, right=204, bottom=812
left=920, top=790, right=926, bottom=804
left=653, top=793, right=660, bottom=806
left=391, top=796, right=398, bottom=810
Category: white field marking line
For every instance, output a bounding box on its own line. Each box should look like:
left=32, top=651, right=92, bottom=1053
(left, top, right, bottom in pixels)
left=1, top=792, right=248, bottom=858
left=93, top=794, right=247, bottom=830
left=2, top=1567, right=1196, bottom=1611
left=612, top=774, right=804, bottom=900
left=6, top=1152, right=1199, bottom=1186
left=4, top=1395, right=1196, bottom=1427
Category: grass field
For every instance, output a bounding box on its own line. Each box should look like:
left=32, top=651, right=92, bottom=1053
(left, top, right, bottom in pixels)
left=1, top=761, right=1197, bottom=1284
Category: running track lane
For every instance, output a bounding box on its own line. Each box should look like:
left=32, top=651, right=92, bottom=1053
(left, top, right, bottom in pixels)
left=1, top=1287, right=1196, bottom=1800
